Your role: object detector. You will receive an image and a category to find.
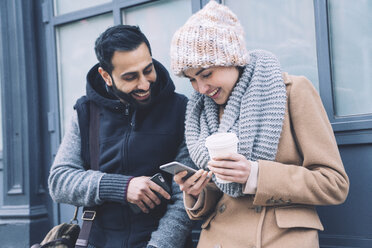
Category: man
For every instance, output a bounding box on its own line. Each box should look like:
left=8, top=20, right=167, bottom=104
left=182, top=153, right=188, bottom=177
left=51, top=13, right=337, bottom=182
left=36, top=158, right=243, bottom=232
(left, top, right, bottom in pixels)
left=48, top=25, right=193, bottom=248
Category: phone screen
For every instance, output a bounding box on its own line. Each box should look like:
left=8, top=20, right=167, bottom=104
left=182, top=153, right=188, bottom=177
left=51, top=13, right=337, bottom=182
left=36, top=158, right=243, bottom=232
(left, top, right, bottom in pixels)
left=160, top=161, right=197, bottom=179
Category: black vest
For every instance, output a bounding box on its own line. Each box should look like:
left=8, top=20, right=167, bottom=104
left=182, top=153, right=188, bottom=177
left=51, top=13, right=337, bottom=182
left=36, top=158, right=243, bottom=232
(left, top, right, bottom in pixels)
left=74, top=62, right=187, bottom=247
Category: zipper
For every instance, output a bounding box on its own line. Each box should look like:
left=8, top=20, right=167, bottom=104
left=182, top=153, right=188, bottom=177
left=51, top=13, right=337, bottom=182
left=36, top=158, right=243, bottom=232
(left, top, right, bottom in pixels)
left=122, top=104, right=132, bottom=248
left=124, top=104, right=130, bottom=116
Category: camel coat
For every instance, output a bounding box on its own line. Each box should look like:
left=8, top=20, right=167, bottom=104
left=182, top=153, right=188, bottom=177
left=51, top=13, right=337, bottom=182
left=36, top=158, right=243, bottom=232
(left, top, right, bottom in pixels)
left=184, top=73, right=349, bottom=248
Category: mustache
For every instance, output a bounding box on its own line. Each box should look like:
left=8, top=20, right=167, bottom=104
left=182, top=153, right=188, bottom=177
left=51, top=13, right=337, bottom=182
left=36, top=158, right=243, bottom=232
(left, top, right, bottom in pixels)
left=131, top=89, right=149, bottom=94
left=130, top=81, right=156, bottom=95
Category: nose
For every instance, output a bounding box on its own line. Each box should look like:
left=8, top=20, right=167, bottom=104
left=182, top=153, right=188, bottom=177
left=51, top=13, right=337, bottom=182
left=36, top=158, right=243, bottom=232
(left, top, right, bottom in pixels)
left=138, top=75, right=150, bottom=91
left=196, top=80, right=209, bottom=94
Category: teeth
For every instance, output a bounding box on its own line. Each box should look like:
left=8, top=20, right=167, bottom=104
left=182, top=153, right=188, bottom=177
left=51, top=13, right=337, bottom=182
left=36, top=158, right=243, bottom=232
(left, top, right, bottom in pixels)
left=208, top=88, right=219, bottom=97
left=135, top=91, right=150, bottom=97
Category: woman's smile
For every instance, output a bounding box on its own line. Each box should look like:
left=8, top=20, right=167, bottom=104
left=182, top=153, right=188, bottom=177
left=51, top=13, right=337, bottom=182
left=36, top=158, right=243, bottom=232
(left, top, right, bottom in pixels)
left=207, top=88, right=221, bottom=99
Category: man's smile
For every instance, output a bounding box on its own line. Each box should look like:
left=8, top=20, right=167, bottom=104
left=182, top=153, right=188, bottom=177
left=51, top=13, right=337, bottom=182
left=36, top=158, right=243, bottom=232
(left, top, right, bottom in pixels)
left=132, top=90, right=151, bottom=101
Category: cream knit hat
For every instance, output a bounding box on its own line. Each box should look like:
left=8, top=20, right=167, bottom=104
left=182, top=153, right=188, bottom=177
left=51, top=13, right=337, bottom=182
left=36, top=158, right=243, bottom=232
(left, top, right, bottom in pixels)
left=170, top=0, right=249, bottom=76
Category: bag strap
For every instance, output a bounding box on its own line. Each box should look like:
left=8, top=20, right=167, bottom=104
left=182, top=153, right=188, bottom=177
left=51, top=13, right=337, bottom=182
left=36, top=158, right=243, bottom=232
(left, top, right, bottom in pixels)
left=88, top=101, right=100, bottom=171
left=75, top=101, right=100, bottom=248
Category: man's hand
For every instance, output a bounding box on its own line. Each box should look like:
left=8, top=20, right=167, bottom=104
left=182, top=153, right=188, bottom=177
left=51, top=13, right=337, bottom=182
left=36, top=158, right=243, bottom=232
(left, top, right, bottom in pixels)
left=174, top=169, right=212, bottom=199
left=127, top=176, right=171, bottom=213
left=207, top=153, right=251, bottom=184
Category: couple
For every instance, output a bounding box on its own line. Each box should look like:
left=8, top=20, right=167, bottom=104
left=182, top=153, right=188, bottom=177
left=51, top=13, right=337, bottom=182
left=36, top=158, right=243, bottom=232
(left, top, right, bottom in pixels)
left=49, top=1, right=349, bottom=248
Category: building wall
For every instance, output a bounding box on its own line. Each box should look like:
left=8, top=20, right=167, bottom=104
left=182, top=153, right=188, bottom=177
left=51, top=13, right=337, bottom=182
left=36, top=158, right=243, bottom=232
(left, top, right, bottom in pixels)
left=0, top=0, right=371, bottom=247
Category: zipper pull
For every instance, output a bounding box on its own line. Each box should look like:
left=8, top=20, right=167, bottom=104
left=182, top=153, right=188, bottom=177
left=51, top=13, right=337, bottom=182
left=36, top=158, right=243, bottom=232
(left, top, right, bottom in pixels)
left=124, top=104, right=129, bottom=116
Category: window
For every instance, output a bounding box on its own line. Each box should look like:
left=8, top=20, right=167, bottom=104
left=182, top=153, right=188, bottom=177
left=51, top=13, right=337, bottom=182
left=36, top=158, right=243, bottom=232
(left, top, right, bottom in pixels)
left=56, top=14, right=113, bottom=132
left=328, top=0, right=372, bottom=116
left=225, top=0, right=319, bottom=90
left=47, top=0, right=193, bottom=224
left=54, top=0, right=111, bottom=15
left=123, top=0, right=193, bottom=95
left=53, top=0, right=193, bottom=134
left=0, top=87, right=3, bottom=199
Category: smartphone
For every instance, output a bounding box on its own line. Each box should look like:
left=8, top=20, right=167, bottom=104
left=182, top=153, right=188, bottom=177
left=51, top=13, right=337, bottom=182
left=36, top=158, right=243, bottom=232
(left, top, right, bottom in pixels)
left=150, top=173, right=171, bottom=196
left=129, top=172, right=171, bottom=214
left=160, top=161, right=198, bottom=180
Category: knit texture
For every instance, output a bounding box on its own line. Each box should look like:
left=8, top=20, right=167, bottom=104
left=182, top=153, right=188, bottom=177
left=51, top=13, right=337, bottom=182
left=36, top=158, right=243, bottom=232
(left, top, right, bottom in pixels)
left=49, top=111, right=193, bottom=248
left=185, top=50, right=287, bottom=197
left=99, top=174, right=133, bottom=203
left=170, top=0, right=249, bottom=76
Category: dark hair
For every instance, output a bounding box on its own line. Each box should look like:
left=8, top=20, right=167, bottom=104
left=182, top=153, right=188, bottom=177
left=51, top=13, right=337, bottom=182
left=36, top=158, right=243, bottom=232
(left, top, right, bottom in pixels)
left=94, top=25, right=152, bottom=73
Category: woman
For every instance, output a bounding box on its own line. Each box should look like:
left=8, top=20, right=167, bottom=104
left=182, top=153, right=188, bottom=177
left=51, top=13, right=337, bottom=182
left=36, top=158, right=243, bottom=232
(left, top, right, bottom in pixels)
left=170, top=1, right=349, bottom=248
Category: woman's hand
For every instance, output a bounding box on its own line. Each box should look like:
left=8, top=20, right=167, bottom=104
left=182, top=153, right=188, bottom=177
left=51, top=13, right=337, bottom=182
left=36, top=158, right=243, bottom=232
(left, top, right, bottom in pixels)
left=208, top=153, right=251, bottom=184
left=174, top=169, right=212, bottom=198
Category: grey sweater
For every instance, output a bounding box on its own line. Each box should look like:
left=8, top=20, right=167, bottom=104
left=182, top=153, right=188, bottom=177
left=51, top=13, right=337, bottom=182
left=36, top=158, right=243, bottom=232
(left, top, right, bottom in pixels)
left=48, top=111, right=193, bottom=248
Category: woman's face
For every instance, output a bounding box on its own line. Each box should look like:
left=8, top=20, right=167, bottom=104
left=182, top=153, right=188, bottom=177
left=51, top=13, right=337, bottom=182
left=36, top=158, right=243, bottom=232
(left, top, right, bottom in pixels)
left=184, top=66, right=239, bottom=105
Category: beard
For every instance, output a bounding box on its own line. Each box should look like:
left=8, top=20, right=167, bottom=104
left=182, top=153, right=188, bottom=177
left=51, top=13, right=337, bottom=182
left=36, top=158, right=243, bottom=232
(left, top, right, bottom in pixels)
left=107, top=77, right=156, bottom=109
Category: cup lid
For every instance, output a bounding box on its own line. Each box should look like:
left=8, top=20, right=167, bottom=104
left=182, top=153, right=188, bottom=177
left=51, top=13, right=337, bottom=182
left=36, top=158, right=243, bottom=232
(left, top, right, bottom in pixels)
left=205, top=132, right=239, bottom=149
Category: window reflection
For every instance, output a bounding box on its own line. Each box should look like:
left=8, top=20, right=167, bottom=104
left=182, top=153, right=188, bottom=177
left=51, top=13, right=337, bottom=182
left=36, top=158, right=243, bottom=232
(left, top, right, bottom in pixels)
left=225, top=0, right=319, bottom=90
left=123, top=0, right=193, bottom=96
left=54, top=0, right=111, bottom=16
left=56, top=14, right=113, bottom=133
left=328, top=0, right=372, bottom=116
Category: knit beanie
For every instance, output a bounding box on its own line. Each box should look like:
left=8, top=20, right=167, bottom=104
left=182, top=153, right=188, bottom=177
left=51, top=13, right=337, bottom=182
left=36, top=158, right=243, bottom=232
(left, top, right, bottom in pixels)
left=170, top=0, right=249, bottom=76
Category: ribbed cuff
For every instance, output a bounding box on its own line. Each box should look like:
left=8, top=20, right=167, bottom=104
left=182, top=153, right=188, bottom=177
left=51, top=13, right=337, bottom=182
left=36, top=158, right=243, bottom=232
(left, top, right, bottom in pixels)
left=99, top=174, right=134, bottom=204
left=213, top=174, right=244, bottom=198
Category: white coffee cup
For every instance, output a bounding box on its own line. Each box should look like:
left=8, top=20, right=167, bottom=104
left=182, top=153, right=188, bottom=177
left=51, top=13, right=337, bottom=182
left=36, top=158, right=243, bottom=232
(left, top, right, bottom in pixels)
left=205, top=132, right=239, bottom=183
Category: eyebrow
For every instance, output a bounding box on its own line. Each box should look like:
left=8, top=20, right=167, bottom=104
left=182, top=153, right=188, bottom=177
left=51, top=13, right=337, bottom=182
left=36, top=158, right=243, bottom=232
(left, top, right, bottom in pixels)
left=120, top=62, right=153, bottom=78
left=184, top=68, right=206, bottom=78
left=143, top=62, right=153, bottom=71
left=195, top=68, right=205, bottom=76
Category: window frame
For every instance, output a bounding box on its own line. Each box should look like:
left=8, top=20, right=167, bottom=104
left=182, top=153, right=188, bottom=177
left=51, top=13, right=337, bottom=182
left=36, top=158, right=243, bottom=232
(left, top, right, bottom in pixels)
left=314, top=0, right=372, bottom=144
left=44, top=0, right=201, bottom=224
left=43, top=0, right=372, bottom=224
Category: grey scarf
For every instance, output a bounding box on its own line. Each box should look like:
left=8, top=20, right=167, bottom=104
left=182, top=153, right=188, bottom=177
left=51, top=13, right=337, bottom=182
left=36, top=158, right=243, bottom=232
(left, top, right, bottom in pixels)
left=185, top=50, right=287, bottom=197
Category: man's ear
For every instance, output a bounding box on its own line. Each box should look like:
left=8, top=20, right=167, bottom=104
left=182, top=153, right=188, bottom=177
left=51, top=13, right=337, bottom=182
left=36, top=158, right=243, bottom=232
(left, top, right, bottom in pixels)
left=98, top=67, right=113, bottom=86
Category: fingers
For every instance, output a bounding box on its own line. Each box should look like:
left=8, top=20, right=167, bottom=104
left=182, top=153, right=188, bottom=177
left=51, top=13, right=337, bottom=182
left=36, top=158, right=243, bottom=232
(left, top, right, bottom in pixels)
left=208, top=155, right=245, bottom=169
left=127, top=176, right=167, bottom=214
left=149, top=181, right=171, bottom=200
left=186, top=171, right=212, bottom=197
left=176, top=169, right=212, bottom=198
left=211, top=152, right=243, bottom=162
left=208, top=161, right=251, bottom=184
left=208, top=165, right=236, bottom=176
left=181, top=169, right=204, bottom=189
left=130, top=189, right=159, bottom=214
left=191, top=171, right=212, bottom=190
left=211, top=173, right=238, bottom=183
left=135, top=199, right=150, bottom=214
left=174, top=171, right=188, bottom=184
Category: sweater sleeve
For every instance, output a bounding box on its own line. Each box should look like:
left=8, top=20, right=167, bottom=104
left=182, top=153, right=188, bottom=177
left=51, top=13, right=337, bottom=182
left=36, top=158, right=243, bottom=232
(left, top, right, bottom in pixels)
left=48, top=111, right=132, bottom=207
left=148, top=139, right=194, bottom=248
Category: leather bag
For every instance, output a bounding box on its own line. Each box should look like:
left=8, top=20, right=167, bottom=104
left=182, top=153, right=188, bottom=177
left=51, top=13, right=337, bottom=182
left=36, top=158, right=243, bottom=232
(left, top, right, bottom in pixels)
left=31, top=102, right=100, bottom=248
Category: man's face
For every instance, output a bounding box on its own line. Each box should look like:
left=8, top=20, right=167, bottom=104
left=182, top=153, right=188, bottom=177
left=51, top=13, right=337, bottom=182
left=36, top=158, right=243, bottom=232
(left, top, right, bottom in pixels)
left=99, top=42, right=157, bottom=106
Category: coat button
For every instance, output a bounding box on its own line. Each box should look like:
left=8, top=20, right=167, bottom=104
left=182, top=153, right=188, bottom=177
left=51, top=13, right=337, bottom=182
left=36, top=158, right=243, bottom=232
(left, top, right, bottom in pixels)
left=219, top=204, right=226, bottom=213
left=255, top=206, right=262, bottom=213
left=266, top=196, right=275, bottom=204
